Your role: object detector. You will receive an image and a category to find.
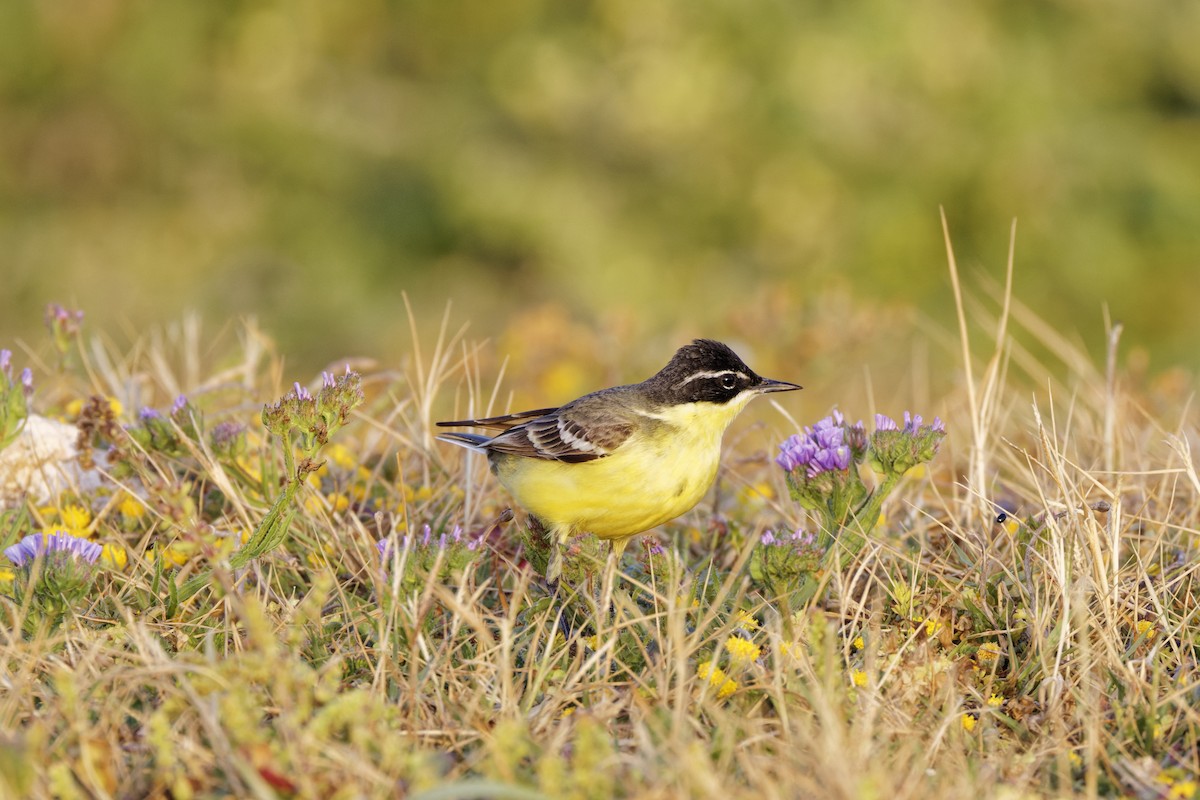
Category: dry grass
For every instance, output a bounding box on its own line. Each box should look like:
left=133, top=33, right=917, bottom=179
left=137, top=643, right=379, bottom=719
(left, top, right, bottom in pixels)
left=1, top=282, right=1198, bottom=800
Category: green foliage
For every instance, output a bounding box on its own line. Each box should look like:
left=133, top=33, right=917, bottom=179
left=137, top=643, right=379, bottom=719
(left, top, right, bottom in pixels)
left=2, top=1, right=1199, bottom=366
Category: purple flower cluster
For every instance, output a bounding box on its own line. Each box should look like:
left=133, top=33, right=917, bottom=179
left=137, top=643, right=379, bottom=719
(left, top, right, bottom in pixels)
left=4, top=531, right=102, bottom=567
left=777, top=411, right=860, bottom=476
left=759, top=528, right=817, bottom=548
left=874, top=412, right=944, bottom=434
left=868, top=411, right=947, bottom=475
left=377, top=523, right=483, bottom=559
left=1, top=349, right=32, bottom=396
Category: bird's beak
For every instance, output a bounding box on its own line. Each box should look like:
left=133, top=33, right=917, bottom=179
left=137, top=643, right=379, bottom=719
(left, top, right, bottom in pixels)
left=757, top=378, right=803, bottom=393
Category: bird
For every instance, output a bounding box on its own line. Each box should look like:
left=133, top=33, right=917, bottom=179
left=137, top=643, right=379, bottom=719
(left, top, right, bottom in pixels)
left=436, top=339, right=801, bottom=583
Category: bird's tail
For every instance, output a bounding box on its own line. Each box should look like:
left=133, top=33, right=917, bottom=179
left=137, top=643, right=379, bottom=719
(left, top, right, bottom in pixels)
left=436, top=432, right=491, bottom=453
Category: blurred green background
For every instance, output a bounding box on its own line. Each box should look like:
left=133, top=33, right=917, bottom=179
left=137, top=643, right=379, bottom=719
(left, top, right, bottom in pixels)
left=2, top=0, right=1198, bottom=372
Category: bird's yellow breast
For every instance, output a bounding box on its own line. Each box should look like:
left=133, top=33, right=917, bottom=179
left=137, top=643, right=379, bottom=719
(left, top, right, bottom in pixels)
left=491, top=398, right=752, bottom=541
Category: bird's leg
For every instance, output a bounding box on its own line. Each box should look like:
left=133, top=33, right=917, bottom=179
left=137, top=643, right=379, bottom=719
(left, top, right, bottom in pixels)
left=597, top=537, right=631, bottom=628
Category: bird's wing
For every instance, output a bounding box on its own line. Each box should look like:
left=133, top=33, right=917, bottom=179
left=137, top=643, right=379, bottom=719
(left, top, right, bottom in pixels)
left=485, top=397, right=636, bottom=463
left=436, top=407, right=559, bottom=432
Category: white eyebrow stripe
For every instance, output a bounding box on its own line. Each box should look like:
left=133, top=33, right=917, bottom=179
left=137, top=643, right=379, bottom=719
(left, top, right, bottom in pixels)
left=676, top=369, right=748, bottom=387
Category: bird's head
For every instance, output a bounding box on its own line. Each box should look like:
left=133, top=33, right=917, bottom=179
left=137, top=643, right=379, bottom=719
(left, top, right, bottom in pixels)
left=646, top=339, right=801, bottom=407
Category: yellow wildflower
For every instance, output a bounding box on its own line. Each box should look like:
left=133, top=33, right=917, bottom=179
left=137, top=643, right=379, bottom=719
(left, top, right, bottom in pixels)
left=325, top=443, right=356, bottom=470
left=976, top=642, right=1002, bottom=663
left=779, top=641, right=803, bottom=661
left=100, top=544, right=128, bottom=570
left=65, top=398, right=84, bottom=419
left=922, top=617, right=944, bottom=638
left=987, top=694, right=1004, bottom=708
left=1134, top=619, right=1157, bottom=640
left=150, top=543, right=192, bottom=569
left=853, top=635, right=865, bottom=651
left=1169, top=780, right=1197, bottom=800
left=1067, top=752, right=1083, bottom=770
left=736, top=482, right=774, bottom=506
left=0, top=566, right=13, bottom=588
left=734, top=610, right=760, bottom=630
left=582, top=635, right=600, bottom=650
left=413, top=485, right=433, bottom=503
left=118, top=494, right=146, bottom=521
left=697, top=661, right=737, bottom=700
left=850, top=669, right=868, bottom=687
left=306, top=543, right=336, bottom=570
left=327, top=493, right=350, bottom=513
left=60, top=504, right=91, bottom=533
left=961, top=714, right=977, bottom=733
left=724, top=635, right=761, bottom=666
left=559, top=706, right=576, bottom=719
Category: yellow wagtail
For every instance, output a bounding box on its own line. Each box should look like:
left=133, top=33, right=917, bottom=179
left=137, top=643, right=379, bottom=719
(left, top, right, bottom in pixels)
left=437, top=339, right=801, bottom=581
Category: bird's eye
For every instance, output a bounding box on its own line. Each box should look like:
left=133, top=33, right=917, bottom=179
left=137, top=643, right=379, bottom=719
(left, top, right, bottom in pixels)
left=720, top=375, right=737, bottom=390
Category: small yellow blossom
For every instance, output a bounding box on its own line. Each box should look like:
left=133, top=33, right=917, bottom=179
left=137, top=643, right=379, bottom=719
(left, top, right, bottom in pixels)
left=107, top=398, right=124, bottom=417
left=986, top=694, right=1004, bottom=708
left=922, top=618, right=945, bottom=638
left=778, top=641, right=803, bottom=661
left=582, top=635, right=600, bottom=650
left=736, top=482, right=774, bottom=506
left=65, top=398, right=84, bottom=419
left=725, top=635, right=761, bottom=665
left=1169, top=780, right=1197, bottom=800
left=325, top=443, right=356, bottom=470
left=100, top=544, right=128, bottom=570
left=1067, top=752, right=1083, bottom=770
left=851, top=669, right=868, bottom=687
left=1134, top=619, right=1158, bottom=640
left=697, top=661, right=737, bottom=700
left=118, top=494, right=146, bottom=521
left=327, top=493, right=351, bottom=513
left=60, top=504, right=91, bottom=533
left=150, top=543, right=192, bottom=569
left=734, top=610, right=760, bottom=630
left=976, top=642, right=1002, bottom=663
left=853, top=635, right=865, bottom=651
left=961, top=714, right=977, bottom=732
left=0, top=566, right=14, bottom=587
left=306, top=544, right=336, bottom=570
left=412, top=484, right=433, bottom=503
left=559, top=706, right=576, bottom=719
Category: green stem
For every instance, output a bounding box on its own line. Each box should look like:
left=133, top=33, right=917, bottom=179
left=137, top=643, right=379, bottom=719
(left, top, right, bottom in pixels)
left=822, top=472, right=901, bottom=572
left=176, top=436, right=302, bottom=602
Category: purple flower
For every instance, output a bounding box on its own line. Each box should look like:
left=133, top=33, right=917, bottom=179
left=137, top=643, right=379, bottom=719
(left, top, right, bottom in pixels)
left=875, top=414, right=899, bottom=432
left=760, top=530, right=776, bottom=546
left=777, top=412, right=861, bottom=477
left=20, top=368, right=33, bottom=395
left=4, top=531, right=102, bottom=567
left=0, top=349, right=10, bottom=381
left=171, top=395, right=188, bottom=415
left=322, top=371, right=336, bottom=389
left=139, top=407, right=162, bottom=422
left=377, top=538, right=391, bottom=559
left=293, top=382, right=313, bottom=402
